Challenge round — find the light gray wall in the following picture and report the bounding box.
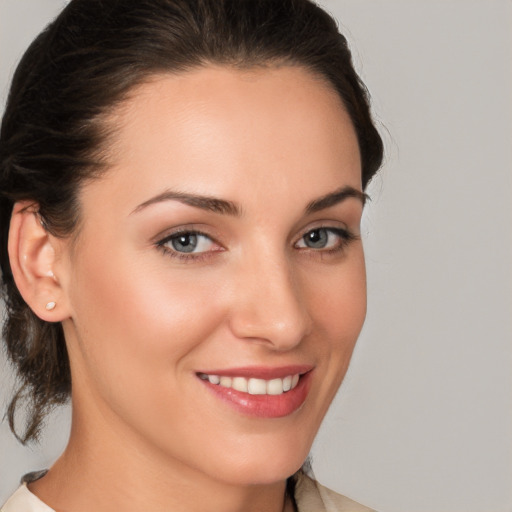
[1,1,511,511]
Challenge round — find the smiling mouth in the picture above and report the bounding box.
[198,373,300,396]
[196,366,313,418]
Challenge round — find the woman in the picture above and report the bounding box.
[0,0,383,511]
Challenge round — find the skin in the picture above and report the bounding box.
[23,65,366,512]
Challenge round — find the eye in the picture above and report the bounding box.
[157,230,219,256]
[295,227,353,251]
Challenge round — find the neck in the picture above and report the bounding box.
[29,405,292,512]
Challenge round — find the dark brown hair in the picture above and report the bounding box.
[0,0,383,443]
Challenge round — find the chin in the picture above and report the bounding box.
[203,435,312,486]
[215,459,305,487]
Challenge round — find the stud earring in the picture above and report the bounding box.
[45,301,56,311]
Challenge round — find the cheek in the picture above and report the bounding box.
[303,248,367,404]
[308,249,367,345]
[66,247,225,393]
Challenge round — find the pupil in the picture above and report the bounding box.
[172,233,197,253]
[306,229,327,248]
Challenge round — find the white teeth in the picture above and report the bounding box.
[248,378,267,395]
[203,373,301,395]
[232,377,248,393]
[219,376,232,387]
[267,378,283,395]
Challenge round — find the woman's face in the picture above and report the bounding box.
[57,65,366,485]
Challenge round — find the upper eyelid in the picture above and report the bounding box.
[294,223,352,242]
[154,226,218,245]
[294,226,352,244]
[157,232,221,254]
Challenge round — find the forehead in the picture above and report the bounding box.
[83,65,362,216]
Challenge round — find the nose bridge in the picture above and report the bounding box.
[229,248,312,349]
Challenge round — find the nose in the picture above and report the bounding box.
[228,252,312,350]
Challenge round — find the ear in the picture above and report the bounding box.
[8,201,71,322]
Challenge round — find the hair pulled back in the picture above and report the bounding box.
[0,0,383,443]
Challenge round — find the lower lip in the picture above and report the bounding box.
[199,372,312,418]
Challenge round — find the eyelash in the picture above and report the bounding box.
[295,227,357,256]
[156,229,221,263]
[155,226,357,262]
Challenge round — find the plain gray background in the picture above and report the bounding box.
[1,1,511,511]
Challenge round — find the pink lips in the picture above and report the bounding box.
[197,365,313,418]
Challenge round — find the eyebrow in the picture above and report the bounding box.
[132,185,367,217]
[305,186,368,214]
[132,190,242,216]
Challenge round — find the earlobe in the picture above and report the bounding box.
[8,201,70,322]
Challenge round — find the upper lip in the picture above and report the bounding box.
[196,365,313,380]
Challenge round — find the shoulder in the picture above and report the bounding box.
[294,472,375,512]
[1,472,54,512]
[1,485,54,512]
[2,471,375,512]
